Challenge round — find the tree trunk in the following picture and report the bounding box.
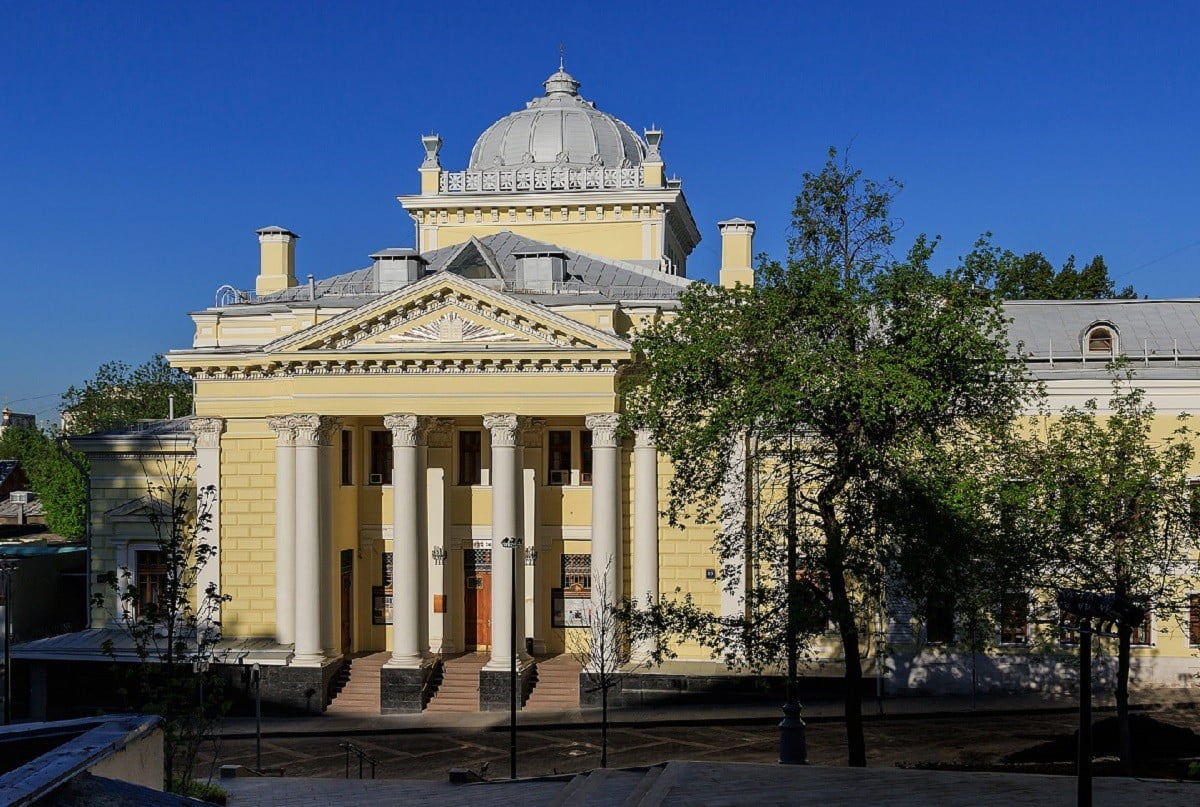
[1116,622,1132,774]
[601,684,609,768]
[828,561,866,767]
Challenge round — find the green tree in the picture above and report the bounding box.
[623,150,1033,766]
[94,455,230,794]
[963,238,1136,299]
[61,355,193,435]
[1028,368,1200,773]
[0,424,86,539]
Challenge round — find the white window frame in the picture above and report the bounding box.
[1083,322,1118,357]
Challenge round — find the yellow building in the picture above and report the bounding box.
[36,65,757,714]
[22,67,1198,715]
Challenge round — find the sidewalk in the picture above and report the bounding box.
[218,688,1200,739]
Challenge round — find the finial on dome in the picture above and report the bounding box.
[544,43,580,96]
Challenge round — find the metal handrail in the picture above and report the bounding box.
[339,741,378,779]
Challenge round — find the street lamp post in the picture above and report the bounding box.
[500,536,523,780]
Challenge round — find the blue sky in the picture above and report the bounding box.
[2,1,1198,420]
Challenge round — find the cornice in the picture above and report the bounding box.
[397,188,685,210]
[176,355,625,380]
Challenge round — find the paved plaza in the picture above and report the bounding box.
[220,761,1200,806]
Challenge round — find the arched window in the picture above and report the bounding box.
[1084,323,1117,356]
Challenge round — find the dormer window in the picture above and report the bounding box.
[1085,324,1117,356]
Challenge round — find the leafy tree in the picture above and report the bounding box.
[0,424,86,539]
[623,150,1033,766]
[1027,368,1200,772]
[963,238,1136,300]
[61,355,193,436]
[93,455,230,794]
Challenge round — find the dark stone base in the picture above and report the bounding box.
[579,671,873,708]
[381,661,438,713]
[220,658,345,716]
[479,664,534,712]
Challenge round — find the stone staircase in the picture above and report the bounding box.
[425,652,488,712]
[524,656,582,711]
[325,652,389,715]
[548,765,668,806]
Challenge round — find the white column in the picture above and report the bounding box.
[267,416,297,646]
[586,413,623,615]
[483,413,526,670]
[292,414,332,665]
[384,413,425,667]
[319,427,337,657]
[720,433,749,619]
[522,419,545,655]
[632,428,659,609]
[425,419,452,653]
[190,417,224,622]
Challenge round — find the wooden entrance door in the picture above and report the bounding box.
[464,549,492,648]
[340,549,354,653]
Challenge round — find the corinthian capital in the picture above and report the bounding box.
[189,417,225,450]
[483,413,522,448]
[292,414,341,446]
[384,413,423,447]
[634,427,656,449]
[585,413,622,447]
[267,415,296,446]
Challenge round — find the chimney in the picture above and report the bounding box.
[420,134,443,195]
[643,127,664,188]
[371,249,426,293]
[514,249,567,292]
[717,218,756,289]
[255,226,299,296]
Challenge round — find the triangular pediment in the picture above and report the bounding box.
[104,495,172,523]
[265,272,630,354]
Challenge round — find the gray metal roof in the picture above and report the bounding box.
[256,231,688,308]
[1004,299,1200,360]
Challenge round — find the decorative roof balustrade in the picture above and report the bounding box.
[439,165,644,194]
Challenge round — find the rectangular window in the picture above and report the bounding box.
[341,429,353,486]
[1131,604,1153,646]
[561,553,591,596]
[998,592,1028,645]
[135,550,168,615]
[580,430,593,485]
[1190,594,1200,646]
[548,430,572,485]
[369,430,392,485]
[458,430,482,485]
[926,596,955,644]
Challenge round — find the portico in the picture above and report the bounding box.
[254,407,647,711]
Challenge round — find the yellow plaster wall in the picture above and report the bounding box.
[87,452,196,627]
[422,219,648,262]
[217,420,277,638]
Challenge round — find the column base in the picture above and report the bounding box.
[383,653,427,669]
[381,659,438,713]
[290,652,331,667]
[481,651,533,673]
[479,662,535,712]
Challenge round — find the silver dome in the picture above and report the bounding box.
[468,69,647,171]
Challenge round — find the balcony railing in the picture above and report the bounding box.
[439,165,644,194]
